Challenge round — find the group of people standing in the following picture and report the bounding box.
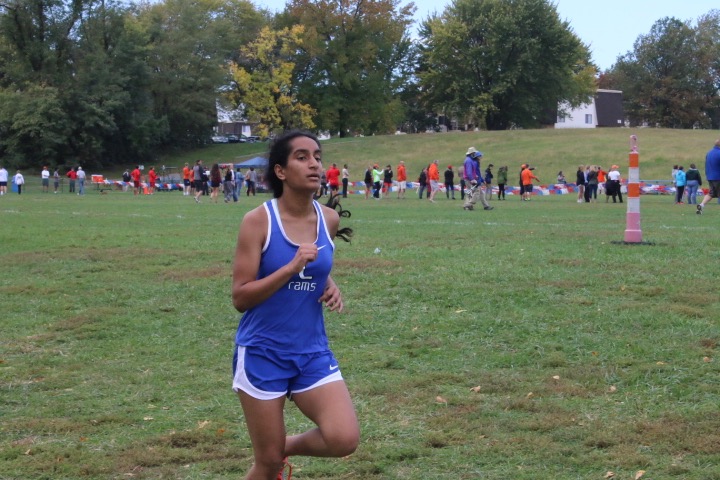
[181,161,259,204]
[575,164,623,204]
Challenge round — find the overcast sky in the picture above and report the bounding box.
[255,0,718,71]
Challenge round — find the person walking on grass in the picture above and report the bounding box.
[53,168,60,193]
[685,163,702,205]
[231,130,359,480]
[462,147,493,211]
[697,139,720,215]
[363,166,372,199]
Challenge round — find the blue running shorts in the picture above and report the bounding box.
[233,345,343,400]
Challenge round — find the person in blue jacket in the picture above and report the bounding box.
[231,130,358,479]
[675,166,686,204]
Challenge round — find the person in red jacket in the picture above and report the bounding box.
[131,166,142,196]
[66,167,77,193]
[148,167,158,194]
[325,163,340,195]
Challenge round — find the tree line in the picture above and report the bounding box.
[0,0,718,170]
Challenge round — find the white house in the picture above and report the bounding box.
[555,89,624,129]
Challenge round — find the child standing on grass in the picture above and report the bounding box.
[231,130,359,480]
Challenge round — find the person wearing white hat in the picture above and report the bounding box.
[462,147,493,211]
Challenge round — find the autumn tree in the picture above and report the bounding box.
[605,17,711,128]
[417,0,595,130]
[283,0,415,136]
[226,25,316,137]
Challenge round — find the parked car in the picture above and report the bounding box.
[246,135,262,143]
[226,134,240,143]
[211,135,229,144]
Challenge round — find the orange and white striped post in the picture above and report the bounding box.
[624,135,642,243]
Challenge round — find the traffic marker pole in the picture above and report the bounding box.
[624,135,643,243]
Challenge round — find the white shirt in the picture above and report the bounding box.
[14,173,24,185]
[77,169,86,180]
[608,170,621,181]
[41,169,50,179]
[0,168,7,182]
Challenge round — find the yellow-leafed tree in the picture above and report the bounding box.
[226,25,315,138]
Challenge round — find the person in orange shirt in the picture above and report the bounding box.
[520,164,540,201]
[396,161,407,199]
[131,165,142,196]
[597,166,607,197]
[182,163,192,196]
[427,159,440,202]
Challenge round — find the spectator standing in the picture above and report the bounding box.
[53,168,60,193]
[182,163,191,196]
[193,160,204,203]
[122,169,131,192]
[444,165,455,200]
[382,164,394,198]
[132,165,142,196]
[326,162,341,195]
[13,170,24,194]
[497,166,508,200]
[462,147,492,211]
[363,166,372,199]
[224,167,235,203]
[209,163,222,203]
[148,166,158,194]
[341,164,349,198]
[246,167,258,196]
[484,164,494,201]
[427,160,440,202]
[417,168,428,199]
[597,166,607,196]
[685,163,702,205]
[575,165,585,203]
[675,166,686,204]
[521,164,540,202]
[697,139,720,215]
[41,166,50,193]
[585,165,597,203]
[76,167,86,195]
[372,164,383,199]
[396,161,407,199]
[67,167,77,193]
[606,165,623,203]
[0,165,7,195]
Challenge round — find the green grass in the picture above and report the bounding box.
[2,129,720,479]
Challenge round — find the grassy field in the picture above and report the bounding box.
[2,129,720,479]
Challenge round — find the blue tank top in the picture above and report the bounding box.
[235,199,335,353]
